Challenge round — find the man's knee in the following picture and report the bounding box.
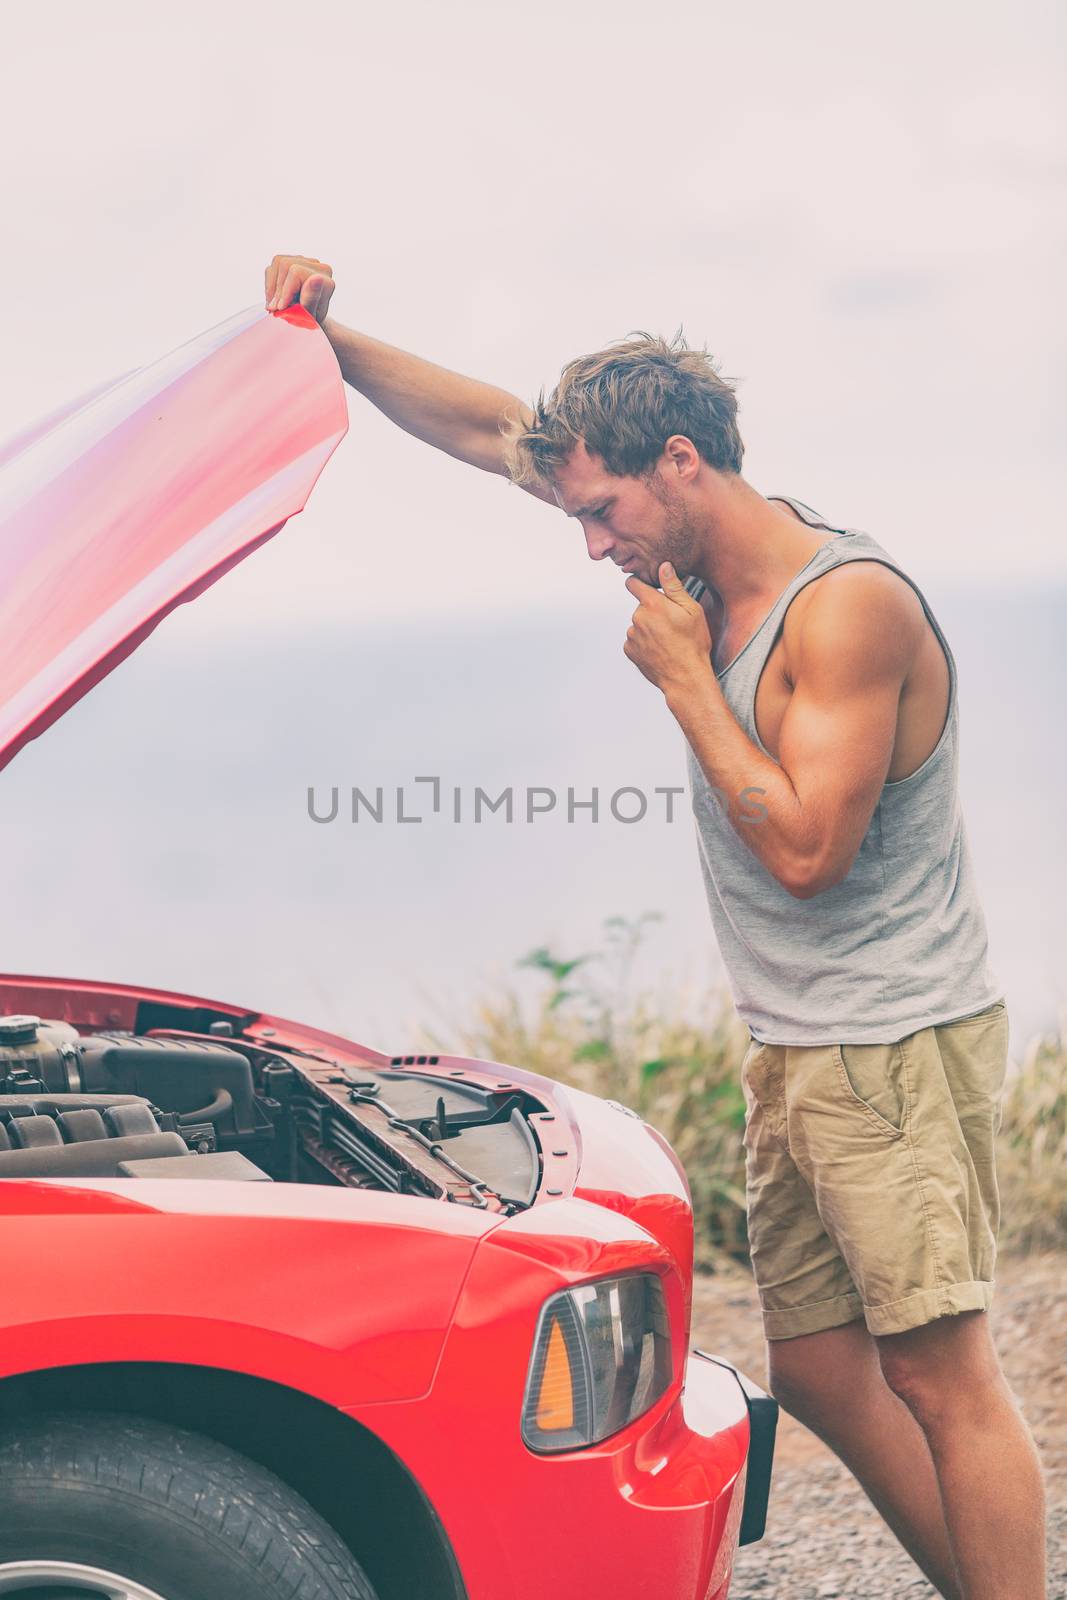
[766,1320,875,1419]
[878,1349,941,1419]
[876,1310,1000,1427]
[766,1337,809,1411]
[765,1360,812,1418]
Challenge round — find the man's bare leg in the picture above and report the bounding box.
[876,1310,1046,1600]
[767,1319,963,1600]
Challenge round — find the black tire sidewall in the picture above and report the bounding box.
[0,1487,287,1600]
[0,1413,379,1600]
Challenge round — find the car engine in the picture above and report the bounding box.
[0,1012,542,1213]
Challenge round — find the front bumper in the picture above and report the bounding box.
[352,1193,778,1600]
[347,1066,777,1596]
[695,1351,779,1547]
[359,1344,766,1600]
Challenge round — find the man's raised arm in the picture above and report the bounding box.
[265,254,557,504]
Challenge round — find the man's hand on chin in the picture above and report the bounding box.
[623,562,715,700]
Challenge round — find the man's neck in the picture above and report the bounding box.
[689,477,832,614]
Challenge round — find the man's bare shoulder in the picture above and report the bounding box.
[783,558,925,681]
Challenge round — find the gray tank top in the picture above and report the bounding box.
[685,494,1002,1045]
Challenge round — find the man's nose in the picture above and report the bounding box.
[582,524,616,562]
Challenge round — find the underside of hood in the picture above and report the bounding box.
[0,305,348,773]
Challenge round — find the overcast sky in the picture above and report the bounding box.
[1,1,1064,1046]
[2,0,1063,630]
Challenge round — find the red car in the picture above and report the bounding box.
[0,307,776,1600]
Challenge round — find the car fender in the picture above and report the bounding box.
[0,1178,495,1405]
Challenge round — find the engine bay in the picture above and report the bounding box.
[0,1011,545,1213]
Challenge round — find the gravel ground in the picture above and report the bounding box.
[690,1251,1066,1598]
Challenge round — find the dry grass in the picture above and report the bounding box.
[414,915,1066,1264]
[997,1022,1067,1253]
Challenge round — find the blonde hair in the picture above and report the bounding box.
[502,329,743,492]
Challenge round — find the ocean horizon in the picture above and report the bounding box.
[1,582,1063,1057]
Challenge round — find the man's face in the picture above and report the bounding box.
[550,439,700,587]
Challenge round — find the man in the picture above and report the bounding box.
[264,255,1046,1599]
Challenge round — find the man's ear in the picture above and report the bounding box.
[663,434,701,482]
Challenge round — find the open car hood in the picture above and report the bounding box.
[0,305,348,773]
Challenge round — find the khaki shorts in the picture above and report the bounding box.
[741,1000,1010,1340]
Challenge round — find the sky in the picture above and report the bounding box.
[1,1,1065,1049]
[1,0,1063,629]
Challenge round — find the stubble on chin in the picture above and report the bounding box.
[655,495,700,586]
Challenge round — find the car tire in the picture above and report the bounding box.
[0,1411,380,1600]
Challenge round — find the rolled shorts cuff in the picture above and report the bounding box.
[762,1279,995,1341]
[861,1279,995,1337]
[763,1290,865,1340]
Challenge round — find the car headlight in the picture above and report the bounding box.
[521,1272,673,1453]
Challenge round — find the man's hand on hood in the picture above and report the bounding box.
[265,255,336,323]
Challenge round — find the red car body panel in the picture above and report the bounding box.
[0,973,758,1598]
[348,1202,749,1600]
[0,305,347,774]
[0,311,771,1597]
[0,1178,492,1406]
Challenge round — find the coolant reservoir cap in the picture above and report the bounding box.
[0,1014,41,1044]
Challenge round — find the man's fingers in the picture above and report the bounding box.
[266,256,335,318]
[624,575,657,601]
[268,256,307,308]
[300,273,335,322]
[270,255,292,301]
[625,566,697,606]
[299,273,322,309]
[300,275,324,318]
[266,253,293,304]
[659,561,686,594]
[275,263,308,311]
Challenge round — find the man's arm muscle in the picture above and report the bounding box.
[772,564,919,891]
[323,319,558,502]
[666,564,921,897]
[263,255,559,506]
